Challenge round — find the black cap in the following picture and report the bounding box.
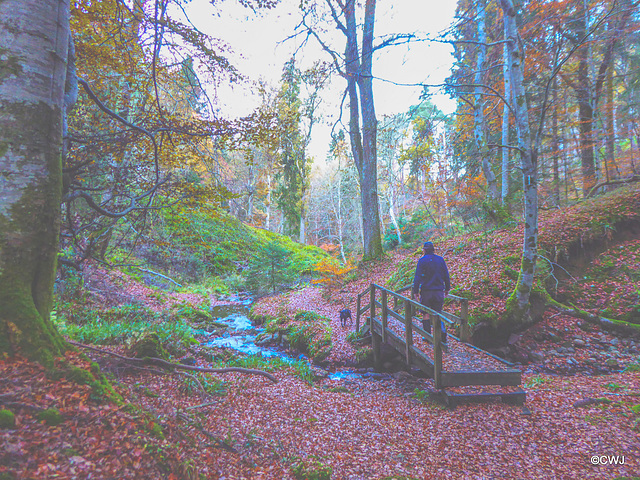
[423,241,434,252]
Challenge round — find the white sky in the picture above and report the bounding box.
[182,0,458,162]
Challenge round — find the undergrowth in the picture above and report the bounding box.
[220,355,316,384]
[52,305,197,349]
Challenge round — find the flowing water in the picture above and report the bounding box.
[204,299,363,380]
[205,302,293,361]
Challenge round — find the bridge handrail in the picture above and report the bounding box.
[396,283,468,303]
[355,283,472,389]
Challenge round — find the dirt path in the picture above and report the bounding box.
[252,249,411,365]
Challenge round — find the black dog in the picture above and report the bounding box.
[339,308,352,327]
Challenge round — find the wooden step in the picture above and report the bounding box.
[442,388,526,408]
[440,369,522,387]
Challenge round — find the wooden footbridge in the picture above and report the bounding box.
[356,284,525,407]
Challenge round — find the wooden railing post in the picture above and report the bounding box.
[370,285,381,370]
[403,299,413,367]
[370,284,376,323]
[432,313,442,389]
[460,298,470,343]
[356,294,361,332]
[381,289,388,344]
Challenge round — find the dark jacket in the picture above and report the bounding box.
[412,253,450,294]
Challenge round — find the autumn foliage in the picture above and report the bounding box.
[311,258,356,290]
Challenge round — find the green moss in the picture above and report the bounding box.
[173,305,213,323]
[501,289,530,329]
[129,333,169,360]
[61,447,80,456]
[89,373,123,404]
[386,255,417,290]
[66,365,95,385]
[291,457,332,480]
[147,421,164,439]
[0,51,23,82]
[482,199,513,225]
[326,386,349,393]
[0,101,67,363]
[262,311,333,364]
[37,408,63,426]
[504,267,519,281]
[0,409,15,428]
[623,364,640,373]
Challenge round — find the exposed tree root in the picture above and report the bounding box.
[69,341,278,383]
[546,299,640,335]
[586,174,640,198]
[175,410,239,453]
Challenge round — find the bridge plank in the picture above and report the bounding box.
[441,370,521,387]
[443,388,526,407]
[365,284,522,389]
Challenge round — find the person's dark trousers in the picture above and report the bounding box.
[420,289,447,342]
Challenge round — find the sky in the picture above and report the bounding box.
[181,0,458,162]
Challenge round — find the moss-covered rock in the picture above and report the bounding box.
[129,333,169,360]
[260,310,333,364]
[65,365,95,385]
[37,408,63,426]
[0,409,15,429]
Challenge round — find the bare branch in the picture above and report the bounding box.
[70,341,279,383]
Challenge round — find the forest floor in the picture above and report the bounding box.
[2,256,639,479]
[3,185,640,479]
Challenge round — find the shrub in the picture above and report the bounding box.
[311,258,356,290]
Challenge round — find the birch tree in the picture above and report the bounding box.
[473,0,499,203]
[500,0,539,326]
[501,41,511,203]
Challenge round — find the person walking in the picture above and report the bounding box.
[411,241,450,342]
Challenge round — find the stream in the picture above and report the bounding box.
[205,302,291,360]
[202,300,362,381]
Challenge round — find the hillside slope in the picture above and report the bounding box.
[385,183,640,333]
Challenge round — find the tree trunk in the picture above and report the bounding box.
[474,0,499,202]
[500,0,539,327]
[266,173,271,230]
[343,0,383,260]
[572,3,597,196]
[0,0,71,362]
[605,63,616,183]
[299,200,306,244]
[333,167,347,264]
[388,181,402,246]
[501,41,511,204]
[551,75,561,206]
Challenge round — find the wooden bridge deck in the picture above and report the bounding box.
[357,284,525,406]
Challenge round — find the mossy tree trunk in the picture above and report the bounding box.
[0,0,71,363]
[500,0,539,328]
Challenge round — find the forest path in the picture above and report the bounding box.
[253,248,412,364]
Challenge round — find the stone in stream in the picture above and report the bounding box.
[605,357,619,368]
[529,351,545,362]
